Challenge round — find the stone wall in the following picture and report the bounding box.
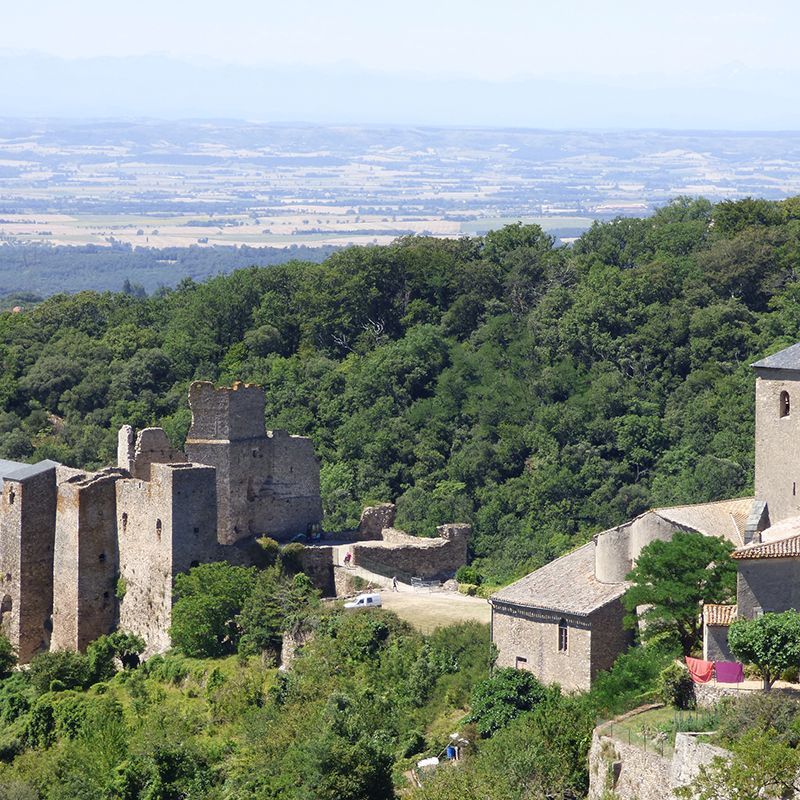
[0,464,58,662]
[737,557,800,619]
[703,623,733,661]
[118,425,186,480]
[349,523,470,581]
[589,598,634,682]
[754,370,800,524]
[117,463,218,655]
[298,546,336,597]
[185,381,322,544]
[52,470,123,652]
[491,602,593,692]
[588,724,728,800]
[588,732,672,800]
[357,503,396,540]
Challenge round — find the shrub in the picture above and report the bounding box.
[0,632,16,678]
[281,542,305,574]
[28,650,90,695]
[658,662,695,709]
[590,645,676,715]
[456,565,481,585]
[467,667,556,737]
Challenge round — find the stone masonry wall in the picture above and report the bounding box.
[117,463,218,655]
[737,557,800,619]
[118,425,186,480]
[0,480,22,654]
[52,470,123,652]
[491,602,592,692]
[298,547,336,597]
[350,523,470,581]
[588,731,673,800]
[588,724,730,800]
[589,598,633,682]
[0,466,58,662]
[185,382,322,544]
[754,370,800,524]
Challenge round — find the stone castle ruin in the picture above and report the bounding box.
[0,380,469,662]
[0,381,324,661]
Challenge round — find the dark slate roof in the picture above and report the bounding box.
[489,542,628,617]
[751,343,800,371]
[0,459,59,489]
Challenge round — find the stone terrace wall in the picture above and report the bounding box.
[299,546,336,597]
[588,731,672,800]
[588,710,732,800]
[351,524,470,581]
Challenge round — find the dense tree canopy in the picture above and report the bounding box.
[729,611,800,690]
[3,197,800,582]
[623,532,736,654]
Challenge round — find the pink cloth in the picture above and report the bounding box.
[715,661,744,683]
[685,656,714,683]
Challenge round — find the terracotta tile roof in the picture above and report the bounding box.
[650,498,754,548]
[489,542,628,617]
[732,532,800,560]
[704,604,737,626]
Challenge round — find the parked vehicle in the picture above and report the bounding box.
[344,592,382,609]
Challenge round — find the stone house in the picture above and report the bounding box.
[492,340,800,689]
[490,543,632,691]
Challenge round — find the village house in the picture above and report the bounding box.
[491,341,800,691]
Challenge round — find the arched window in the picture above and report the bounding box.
[781,391,791,418]
[558,618,568,652]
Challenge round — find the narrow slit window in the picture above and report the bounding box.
[558,618,568,652]
[781,391,791,418]
[156,519,162,539]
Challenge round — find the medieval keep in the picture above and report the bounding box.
[0,381,323,661]
[491,341,800,691]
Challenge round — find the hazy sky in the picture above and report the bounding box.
[4,0,799,80]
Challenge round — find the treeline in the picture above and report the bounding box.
[3,196,800,582]
[0,242,336,297]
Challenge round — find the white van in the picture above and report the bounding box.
[344,592,382,609]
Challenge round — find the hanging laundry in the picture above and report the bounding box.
[715,661,744,683]
[685,656,714,683]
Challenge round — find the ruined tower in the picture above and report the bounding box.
[184,381,322,543]
[51,469,126,652]
[0,459,58,662]
[116,462,218,654]
[753,343,800,524]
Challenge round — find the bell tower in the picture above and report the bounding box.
[753,343,800,524]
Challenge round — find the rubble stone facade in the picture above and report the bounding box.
[0,380,324,661]
[184,382,322,543]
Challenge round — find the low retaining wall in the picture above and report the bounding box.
[588,707,730,800]
[695,682,800,707]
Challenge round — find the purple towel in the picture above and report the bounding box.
[715,661,744,683]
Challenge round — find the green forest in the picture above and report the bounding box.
[2,196,800,583]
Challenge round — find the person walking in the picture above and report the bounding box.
[391,575,398,591]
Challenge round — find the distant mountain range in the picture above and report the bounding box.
[2,51,800,128]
